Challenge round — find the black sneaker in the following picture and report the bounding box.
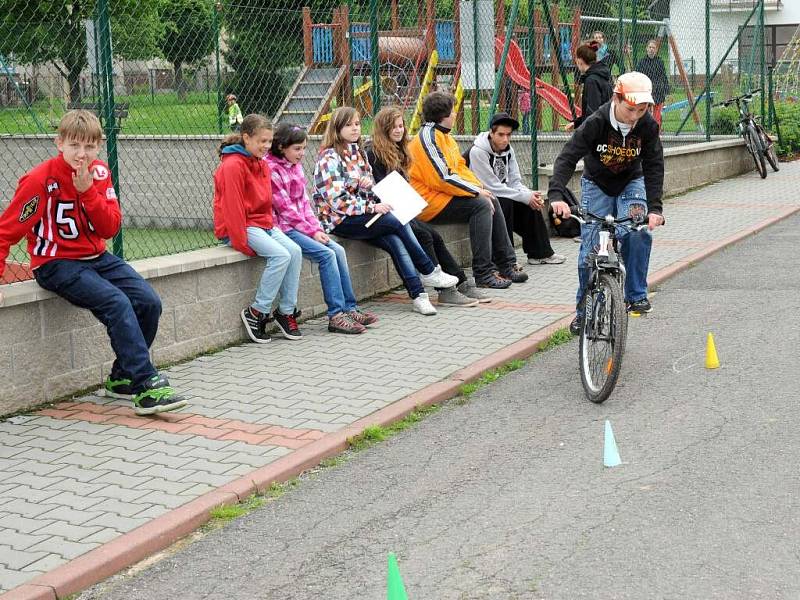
[104,376,135,399]
[132,374,188,416]
[500,264,529,283]
[241,306,271,343]
[569,315,584,336]
[273,309,303,340]
[627,298,652,314]
[475,271,512,289]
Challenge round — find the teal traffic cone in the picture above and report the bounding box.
[387,553,408,600]
[603,420,622,468]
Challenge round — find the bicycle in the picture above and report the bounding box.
[569,205,649,404]
[715,89,779,179]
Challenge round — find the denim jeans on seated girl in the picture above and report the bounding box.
[285,230,357,318]
[332,212,435,299]
[576,176,652,311]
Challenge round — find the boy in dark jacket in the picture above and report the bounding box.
[547,72,665,335]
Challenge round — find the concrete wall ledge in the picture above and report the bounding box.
[0,138,753,415]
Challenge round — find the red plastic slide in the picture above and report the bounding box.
[494,37,580,121]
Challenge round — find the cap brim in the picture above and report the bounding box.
[623,92,654,106]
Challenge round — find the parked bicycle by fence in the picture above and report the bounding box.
[715,89,779,179]
[569,204,650,404]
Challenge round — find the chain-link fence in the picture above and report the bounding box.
[0,0,779,286]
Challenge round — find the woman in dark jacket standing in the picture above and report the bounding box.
[567,41,614,131]
[636,39,670,127]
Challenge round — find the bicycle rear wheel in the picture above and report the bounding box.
[747,126,767,179]
[579,272,628,404]
[758,128,780,172]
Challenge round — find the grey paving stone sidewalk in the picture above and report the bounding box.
[0,164,798,595]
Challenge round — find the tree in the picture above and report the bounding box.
[0,0,162,104]
[159,0,215,101]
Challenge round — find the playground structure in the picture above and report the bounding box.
[275,0,704,135]
[774,24,800,101]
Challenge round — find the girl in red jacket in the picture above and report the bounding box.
[213,114,303,343]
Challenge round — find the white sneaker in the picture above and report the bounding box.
[419,265,459,289]
[528,253,567,265]
[412,292,437,315]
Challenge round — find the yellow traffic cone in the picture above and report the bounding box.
[705,333,720,369]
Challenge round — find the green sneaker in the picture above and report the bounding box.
[104,377,135,400]
[132,374,188,416]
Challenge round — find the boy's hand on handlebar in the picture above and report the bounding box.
[551,200,572,220]
[648,213,665,230]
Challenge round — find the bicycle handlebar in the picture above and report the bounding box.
[568,209,648,230]
[714,88,762,108]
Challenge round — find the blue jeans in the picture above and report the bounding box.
[285,229,357,318]
[576,177,652,311]
[332,213,435,299]
[34,252,160,391]
[245,226,302,315]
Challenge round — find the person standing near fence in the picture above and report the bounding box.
[313,107,459,316]
[214,114,303,343]
[266,123,378,334]
[0,110,188,415]
[567,41,613,131]
[636,40,670,127]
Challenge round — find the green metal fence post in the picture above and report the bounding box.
[527,3,538,186]
[490,0,520,118]
[618,0,624,76]
[214,1,223,134]
[97,0,123,258]
[705,0,711,141]
[473,0,480,130]
[370,0,380,114]
[630,0,639,67]
[759,0,766,121]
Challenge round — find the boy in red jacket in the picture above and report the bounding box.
[0,110,187,415]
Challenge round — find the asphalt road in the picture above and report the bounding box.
[80,214,800,600]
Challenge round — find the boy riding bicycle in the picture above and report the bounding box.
[545,72,666,335]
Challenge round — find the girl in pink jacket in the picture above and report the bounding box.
[266,123,377,334]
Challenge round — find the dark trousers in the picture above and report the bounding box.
[34,252,161,390]
[498,197,554,260]
[333,212,434,299]
[430,196,516,280]
[409,219,466,287]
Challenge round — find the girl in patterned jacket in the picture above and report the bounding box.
[312,107,458,316]
[266,123,377,334]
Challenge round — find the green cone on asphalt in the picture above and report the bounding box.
[387,553,408,600]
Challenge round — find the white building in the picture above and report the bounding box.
[668,0,797,72]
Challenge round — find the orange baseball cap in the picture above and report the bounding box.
[614,72,654,106]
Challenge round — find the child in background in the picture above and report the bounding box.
[0,110,187,415]
[313,107,458,316]
[266,123,378,334]
[214,113,303,343]
[226,94,243,132]
[366,106,491,306]
[519,90,532,135]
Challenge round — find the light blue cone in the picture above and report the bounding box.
[603,420,622,467]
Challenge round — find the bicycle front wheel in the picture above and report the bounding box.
[747,126,767,179]
[579,272,628,404]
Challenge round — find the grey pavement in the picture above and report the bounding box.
[78,196,800,600]
[1,162,799,596]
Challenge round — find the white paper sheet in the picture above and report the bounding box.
[371,170,428,225]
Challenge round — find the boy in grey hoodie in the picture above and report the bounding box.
[466,113,565,266]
